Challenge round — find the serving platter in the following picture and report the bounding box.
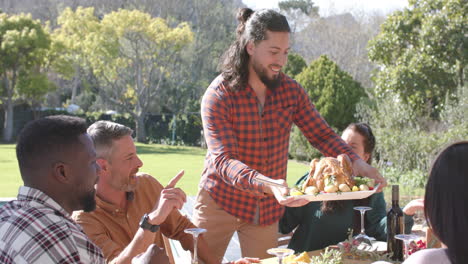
[288,184,380,202]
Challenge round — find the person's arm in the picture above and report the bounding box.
[106,172,188,263]
[131,244,170,264]
[291,83,387,190]
[118,173,188,263]
[73,212,131,263]
[403,198,424,216]
[115,229,161,264]
[365,193,388,241]
[292,83,359,161]
[201,84,269,196]
[202,85,309,207]
[279,202,304,234]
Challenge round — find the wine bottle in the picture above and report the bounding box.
[387,185,404,261]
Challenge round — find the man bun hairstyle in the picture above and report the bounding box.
[236,8,254,37]
[220,8,290,92]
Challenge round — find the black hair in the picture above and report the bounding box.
[344,122,376,164]
[220,8,290,91]
[425,141,468,264]
[16,115,88,181]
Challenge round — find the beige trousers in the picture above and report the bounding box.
[192,188,278,263]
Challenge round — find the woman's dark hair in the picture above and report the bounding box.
[219,8,290,91]
[344,122,376,165]
[321,123,376,215]
[424,141,468,264]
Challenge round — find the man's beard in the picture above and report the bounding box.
[81,189,97,212]
[252,60,281,90]
[116,174,138,192]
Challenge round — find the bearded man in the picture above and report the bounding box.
[192,8,387,262]
[72,121,217,264]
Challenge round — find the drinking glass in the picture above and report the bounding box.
[353,206,375,246]
[184,228,207,264]
[266,248,294,264]
[395,234,420,260]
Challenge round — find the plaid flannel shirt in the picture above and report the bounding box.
[200,73,359,226]
[0,186,105,264]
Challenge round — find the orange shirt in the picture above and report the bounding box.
[72,173,195,263]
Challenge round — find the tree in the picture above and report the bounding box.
[278,0,319,34]
[290,55,366,160]
[283,52,307,78]
[0,13,52,142]
[53,7,193,142]
[368,0,467,117]
[296,55,366,130]
[294,12,384,89]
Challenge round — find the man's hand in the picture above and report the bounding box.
[149,170,187,225]
[352,159,387,192]
[260,177,309,207]
[131,244,170,264]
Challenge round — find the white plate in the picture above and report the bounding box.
[288,184,379,202]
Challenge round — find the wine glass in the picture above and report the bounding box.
[266,248,294,264]
[353,206,375,246]
[395,234,420,260]
[184,228,207,264]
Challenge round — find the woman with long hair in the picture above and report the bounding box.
[404,141,468,264]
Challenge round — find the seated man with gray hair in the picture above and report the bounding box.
[72,121,217,264]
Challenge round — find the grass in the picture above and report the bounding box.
[0,144,21,198]
[0,143,424,204]
[0,143,309,197]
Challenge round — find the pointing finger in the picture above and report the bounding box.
[166,170,185,188]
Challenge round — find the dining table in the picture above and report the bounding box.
[260,241,394,264]
[260,241,388,264]
[260,248,382,264]
[261,224,434,264]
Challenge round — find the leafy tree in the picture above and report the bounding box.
[51,7,100,105]
[290,55,366,160]
[284,52,307,78]
[0,13,52,142]
[53,7,193,142]
[368,0,467,117]
[296,55,366,130]
[356,85,467,188]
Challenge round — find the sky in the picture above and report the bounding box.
[242,0,409,16]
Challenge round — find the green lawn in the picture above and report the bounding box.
[0,143,424,205]
[0,143,308,197]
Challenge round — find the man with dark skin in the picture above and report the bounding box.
[0,115,105,263]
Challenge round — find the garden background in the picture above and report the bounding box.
[0,0,466,199]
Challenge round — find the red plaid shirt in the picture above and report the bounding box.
[200,73,359,226]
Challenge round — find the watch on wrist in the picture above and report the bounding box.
[139,213,160,232]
